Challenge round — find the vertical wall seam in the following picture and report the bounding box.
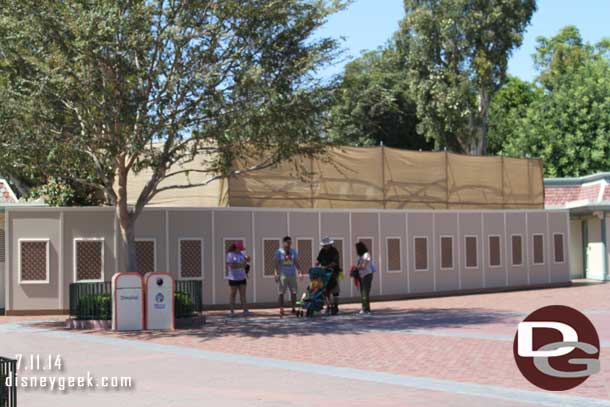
[546,212,551,283]
[4,210,13,310]
[601,213,608,281]
[3,210,8,311]
[481,213,485,289]
[251,211,256,303]
[58,209,64,309]
[457,213,462,290]
[525,213,531,285]
[211,210,216,305]
[432,213,437,291]
[378,212,383,294]
[348,212,353,298]
[165,210,170,273]
[405,212,410,293]
[504,212,509,286]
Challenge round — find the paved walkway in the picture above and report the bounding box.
[1,281,610,406]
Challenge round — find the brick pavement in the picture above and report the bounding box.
[2,280,610,406]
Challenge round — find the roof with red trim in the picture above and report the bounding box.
[544,173,610,209]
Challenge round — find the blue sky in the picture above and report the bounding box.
[317,0,610,81]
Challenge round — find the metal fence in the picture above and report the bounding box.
[69,282,112,320]
[0,357,17,407]
[175,280,203,318]
[69,279,203,320]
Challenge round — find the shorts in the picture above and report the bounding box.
[278,274,298,295]
[229,279,247,287]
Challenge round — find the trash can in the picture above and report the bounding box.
[111,273,144,331]
[144,272,175,330]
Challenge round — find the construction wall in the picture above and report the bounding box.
[229,147,544,209]
[3,207,569,314]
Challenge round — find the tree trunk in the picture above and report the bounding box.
[474,88,491,156]
[116,165,138,273]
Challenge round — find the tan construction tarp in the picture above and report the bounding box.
[228,146,544,209]
[128,146,544,209]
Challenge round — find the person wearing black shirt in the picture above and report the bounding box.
[316,237,341,315]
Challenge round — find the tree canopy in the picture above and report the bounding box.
[0,0,345,271]
[396,0,536,154]
[491,26,610,177]
[328,46,432,150]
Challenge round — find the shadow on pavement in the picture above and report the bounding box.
[29,307,520,343]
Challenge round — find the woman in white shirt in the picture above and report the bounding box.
[355,240,375,315]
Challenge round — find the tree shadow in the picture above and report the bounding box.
[32,306,519,343]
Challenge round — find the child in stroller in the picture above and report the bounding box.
[296,267,333,317]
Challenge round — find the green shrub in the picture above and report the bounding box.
[75,290,195,320]
[174,291,194,318]
[76,293,111,320]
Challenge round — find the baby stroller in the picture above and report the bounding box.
[296,267,334,317]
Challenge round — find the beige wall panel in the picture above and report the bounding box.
[320,212,351,297]
[351,212,380,297]
[9,211,60,311]
[253,211,288,304]
[483,213,506,288]
[379,213,407,295]
[547,212,570,283]
[506,212,528,286]
[168,210,212,305]
[63,211,115,309]
[0,213,5,310]
[289,211,319,271]
[527,212,548,285]
[408,213,434,293]
[213,210,253,305]
[434,213,459,292]
[132,210,167,274]
[4,207,571,312]
[459,213,484,290]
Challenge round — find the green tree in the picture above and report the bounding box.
[397,0,536,154]
[501,29,610,177]
[0,0,344,272]
[487,76,540,155]
[329,46,432,150]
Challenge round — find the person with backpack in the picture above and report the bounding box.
[355,240,375,315]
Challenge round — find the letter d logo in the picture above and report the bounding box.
[513,305,600,391]
[517,321,577,357]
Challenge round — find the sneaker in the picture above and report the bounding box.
[229,310,236,318]
[242,310,252,317]
[358,310,366,315]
